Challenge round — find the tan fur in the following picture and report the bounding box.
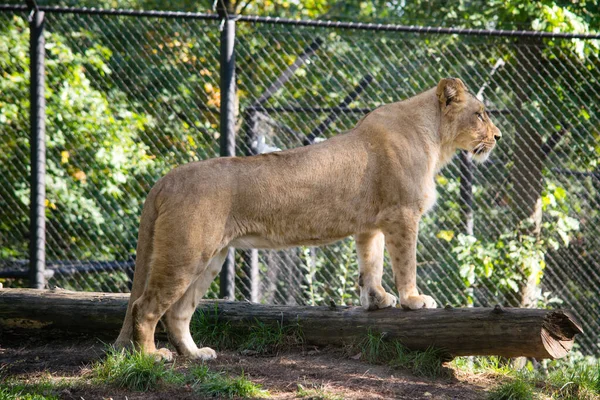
[115,78,501,360]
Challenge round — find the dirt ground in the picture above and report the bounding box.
[0,329,497,399]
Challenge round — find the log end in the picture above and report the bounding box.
[541,310,583,359]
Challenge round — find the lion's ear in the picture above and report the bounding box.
[436,78,466,108]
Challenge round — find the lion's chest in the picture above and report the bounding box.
[416,179,438,214]
[421,185,437,213]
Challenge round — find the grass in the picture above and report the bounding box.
[243,320,289,354]
[191,306,303,354]
[0,387,58,400]
[452,353,600,400]
[191,303,238,350]
[486,378,535,400]
[189,365,269,398]
[356,331,600,398]
[452,356,514,376]
[0,380,66,400]
[544,358,600,400]
[357,331,448,378]
[0,388,58,400]
[297,383,344,400]
[92,347,182,391]
[89,346,269,397]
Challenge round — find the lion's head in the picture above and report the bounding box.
[436,78,501,163]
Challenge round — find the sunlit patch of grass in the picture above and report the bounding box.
[454,352,600,400]
[357,331,448,378]
[0,379,66,400]
[452,356,514,376]
[189,365,269,398]
[92,347,182,391]
[544,359,600,400]
[486,377,535,400]
[297,383,344,400]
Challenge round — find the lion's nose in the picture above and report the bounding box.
[494,130,502,141]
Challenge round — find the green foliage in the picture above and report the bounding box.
[453,231,545,306]
[189,365,269,399]
[487,378,535,400]
[357,331,448,378]
[0,11,219,275]
[0,14,153,265]
[92,347,181,391]
[451,182,580,307]
[300,241,361,306]
[22,0,600,36]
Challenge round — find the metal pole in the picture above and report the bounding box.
[240,110,260,302]
[219,14,236,299]
[28,7,46,289]
[241,249,259,302]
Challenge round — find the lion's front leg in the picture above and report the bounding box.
[356,231,397,310]
[383,211,437,310]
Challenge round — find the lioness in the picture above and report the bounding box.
[115,77,501,361]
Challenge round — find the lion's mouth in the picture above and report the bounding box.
[471,142,494,162]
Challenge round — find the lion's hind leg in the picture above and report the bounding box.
[162,248,228,361]
[115,186,160,349]
[131,232,215,362]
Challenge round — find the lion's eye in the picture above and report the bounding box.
[476,112,484,122]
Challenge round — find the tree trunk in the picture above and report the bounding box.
[510,39,546,308]
[0,289,582,360]
[511,112,544,308]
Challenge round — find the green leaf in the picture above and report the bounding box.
[554,186,566,202]
[436,230,455,242]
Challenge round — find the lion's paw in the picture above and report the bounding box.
[152,348,174,363]
[400,295,437,310]
[361,289,397,311]
[112,339,132,350]
[189,347,217,361]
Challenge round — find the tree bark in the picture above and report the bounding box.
[0,289,582,360]
[509,39,547,309]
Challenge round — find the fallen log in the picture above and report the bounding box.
[0,288,582,359]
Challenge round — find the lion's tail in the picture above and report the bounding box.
[115,184,160,347]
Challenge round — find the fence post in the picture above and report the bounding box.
[28,3,46,289]
[240,110,260,302]
[218,4,237,299]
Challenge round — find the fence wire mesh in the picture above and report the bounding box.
[0,8,598,355]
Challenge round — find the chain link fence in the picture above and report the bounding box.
[0,6,598,355]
